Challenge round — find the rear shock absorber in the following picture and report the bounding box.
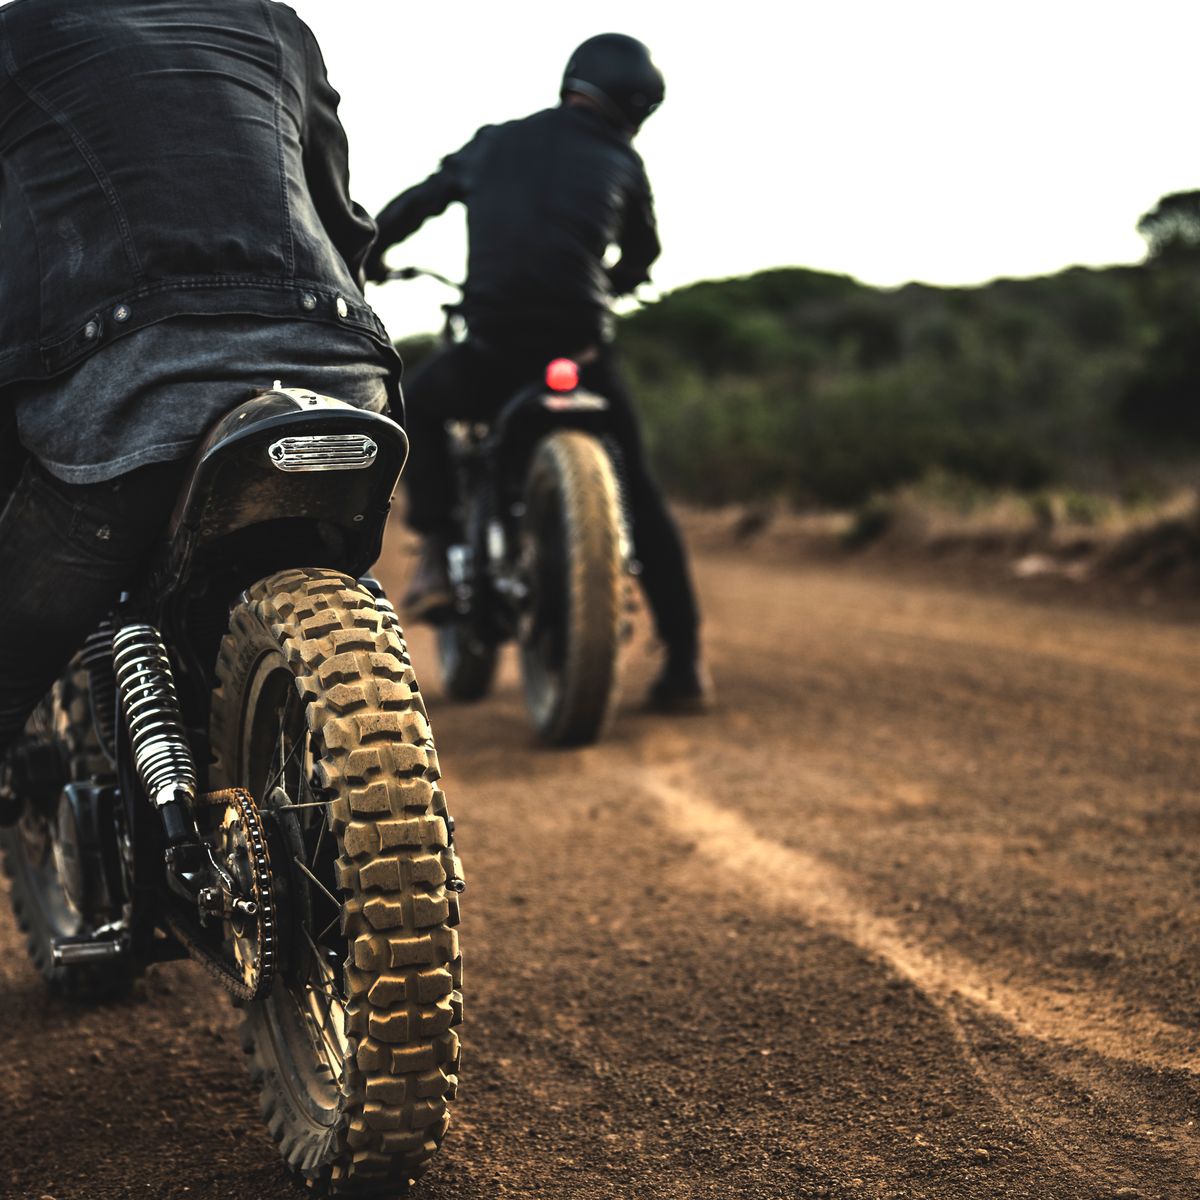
[112,624,197,845]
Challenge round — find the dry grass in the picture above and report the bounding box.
[674,481,1200,590]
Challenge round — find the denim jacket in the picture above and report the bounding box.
[0,0,394,390]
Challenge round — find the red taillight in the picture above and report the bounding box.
[545,358,579,392]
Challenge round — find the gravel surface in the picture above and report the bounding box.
[2,530,1198,1199]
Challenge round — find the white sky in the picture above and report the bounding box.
[289,0,1200,338]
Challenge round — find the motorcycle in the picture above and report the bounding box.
[0,386,463,1195]
[389,268,633,746]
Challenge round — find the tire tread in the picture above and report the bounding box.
[210,568,461,1195]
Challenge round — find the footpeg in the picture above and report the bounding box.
[51,934,128,966]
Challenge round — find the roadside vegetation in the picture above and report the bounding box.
[391,192,1200,578]
[619,191,1200,516]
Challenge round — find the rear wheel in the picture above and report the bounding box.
[436,620,499,702]
[518,430,624,745]
[211,568,463,1195]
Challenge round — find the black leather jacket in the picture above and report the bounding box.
[0,0,394,391]
[368,105,661,341]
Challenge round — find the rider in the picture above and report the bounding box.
[0,0,400,767]
[364,34,710,712]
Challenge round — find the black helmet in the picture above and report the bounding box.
[561,34,664,132]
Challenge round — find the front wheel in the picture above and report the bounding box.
[518,431,624,745]
[210,569,463,1195]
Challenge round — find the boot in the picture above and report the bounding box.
[645,652,713,713]
[401,534,454,623]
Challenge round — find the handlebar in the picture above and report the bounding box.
[384,266,462,293]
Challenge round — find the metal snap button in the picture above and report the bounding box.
[335,295,349,319]
[301,293,317,311]
[83,320,99,340]
[112,303,130,322]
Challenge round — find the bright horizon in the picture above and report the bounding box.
[2,1,1194,334]
[267,3,1199,335]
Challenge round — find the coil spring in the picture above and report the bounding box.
[80,620,117,760]
[113,624,196,807]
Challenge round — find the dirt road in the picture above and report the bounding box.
[3,535,1200,1199]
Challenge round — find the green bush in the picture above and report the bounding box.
[618,260,1198,508]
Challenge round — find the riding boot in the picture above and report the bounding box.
[645,647,713,713]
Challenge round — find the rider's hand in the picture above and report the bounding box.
[364,256,389,284]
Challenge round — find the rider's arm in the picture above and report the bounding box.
[298,25,378,292]
[366,133,489,280]
[608,158,661,297]
[372,170,460,249]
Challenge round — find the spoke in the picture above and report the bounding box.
[310,807,328,871]
[317,912,341,941]
[305,984,346,1080]
[274,694,289,776]
[261,690,301,799]
[300,925,339,993]
[293,854,340,910]
[273,799,329,811]
[263,730,303,800]
[310,956,346,1067]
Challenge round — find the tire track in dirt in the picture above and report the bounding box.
[641,764,1198,1072]
[641,761,1200,1185]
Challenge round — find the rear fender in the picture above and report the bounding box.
[486,385,611,488]
[157,387,408,597]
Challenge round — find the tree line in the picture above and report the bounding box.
[616,191,1200,506]
[395,192,1200,508]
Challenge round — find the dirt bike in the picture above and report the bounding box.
[0,386,463,1196]
[389,267,633,746]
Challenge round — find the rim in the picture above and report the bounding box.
[239,651,349,1124]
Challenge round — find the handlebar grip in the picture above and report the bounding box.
[384,266,464,294]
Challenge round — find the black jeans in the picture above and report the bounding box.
[403,337,701,663]
[0,450,186,752]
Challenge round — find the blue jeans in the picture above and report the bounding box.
[0,454,186,750]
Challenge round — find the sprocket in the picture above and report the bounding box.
[203,787,277,1000]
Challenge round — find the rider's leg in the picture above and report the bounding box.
[401,348,469,541]
[399,343,509,618]
[581,351,709,710]
[0,458,185,757]
[399,348,471,618]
